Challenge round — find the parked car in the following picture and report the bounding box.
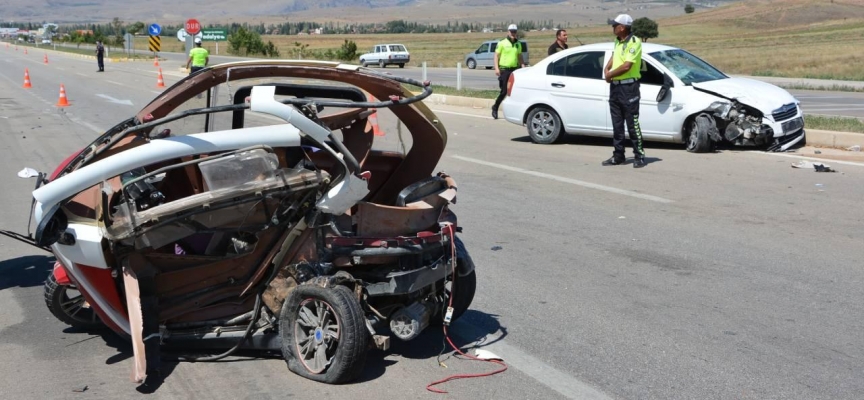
[41,39,52,45]
[464,40,530,70]
[501,43,805,152]
[359,44,410,68]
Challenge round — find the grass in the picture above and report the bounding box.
[428,85,498,99]
[805,115,864,133]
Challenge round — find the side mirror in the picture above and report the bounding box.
[656,74,674,102]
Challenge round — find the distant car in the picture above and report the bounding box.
[41,39,52,45]
[359,44,410,68]
[464,40,530,70]
[501,42,805,152]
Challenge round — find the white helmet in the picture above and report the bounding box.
[194,37,202,44]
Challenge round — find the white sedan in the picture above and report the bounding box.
[501,43,805,152]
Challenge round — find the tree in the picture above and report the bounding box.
[111,17,124,50]
[336,39,358,61]
[127,21,145,35]
[685,4,695,13]
[632,17,659,42]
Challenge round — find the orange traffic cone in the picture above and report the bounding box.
[44,54,48,64]
[22,68,32,88]
[24,48,28,55]
[156,68,165,88]
[56,84,70,107]
[153,56,159,67]
[365,94,384,136]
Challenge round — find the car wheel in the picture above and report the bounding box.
[44,273,103,329]
[398,63,405,68]
[360,59,367,67]
[686,114,714,153]
[485,66,493,70]
[379,60,386,68]
[281,285,368,384]
[526,107,564,144]
[467,59,477,69]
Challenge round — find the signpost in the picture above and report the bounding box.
[185,19,201,35]
[148,23,162,55]
[124,32,134,55]
[201,29,227,54]
[148,23,162,36]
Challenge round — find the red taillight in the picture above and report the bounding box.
[506,73,515,96]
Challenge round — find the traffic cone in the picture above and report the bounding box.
[24,48,28,55]
[153,56,159,67]
[22,68,32,88]
[44,54,48,64]
[366,94,384,136]
[55,84,70,107]
[156,68,165,88]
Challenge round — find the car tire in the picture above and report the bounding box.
[526,106,564,144]
[379,60,386,68]
[467,59,477,69]
[281,285,368,384]
[431,236,476,325]
[360,59,367,67]
[398,63,405,68]
[686,114,714,153]
[44,273,103,329]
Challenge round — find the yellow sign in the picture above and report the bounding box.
[148,35,161,52]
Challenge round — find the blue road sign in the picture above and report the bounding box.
[148,23,162,36]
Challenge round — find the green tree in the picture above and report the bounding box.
[685,4,695,13]
[632,17,659,42]
[336,39,358,61]
[110,17,124,50]
[127,21,145,35]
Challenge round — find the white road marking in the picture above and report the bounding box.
[95,94,133,106]
[452,155,675,204]
[76,72,88,77]
[151,91,163,95]
[451,321,613,400]
[432,109,494,120]
[106,80,125,86]
[755,151,864,167]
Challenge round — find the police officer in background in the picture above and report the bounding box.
[491,24,526,120]
[95,40,105,72]
[186,38,209,74]
[603,14,647,168]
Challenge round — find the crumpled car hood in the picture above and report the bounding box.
[693,77,797,116]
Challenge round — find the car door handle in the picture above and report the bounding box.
[551,82,565,88]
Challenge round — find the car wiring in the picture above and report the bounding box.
[426,223,507,394]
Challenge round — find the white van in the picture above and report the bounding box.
[464,40,530,69]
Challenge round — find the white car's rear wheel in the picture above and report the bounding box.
[527,107,564,144]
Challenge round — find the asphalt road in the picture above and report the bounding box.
[1,48,863,399]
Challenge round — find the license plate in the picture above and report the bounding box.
[782,117,804,133]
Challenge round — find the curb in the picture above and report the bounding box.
[418,93,863,149]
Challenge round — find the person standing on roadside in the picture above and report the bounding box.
[602,14,646,168]
[547,29,569,55]
[186,38,209,74]
[491,24,526,120]
[95,40,105,72]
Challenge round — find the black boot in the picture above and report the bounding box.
[602,156,625,166]
[633,157,647,168]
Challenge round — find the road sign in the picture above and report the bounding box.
[148,35,161,52]
[201,29,227,41]
[148,23,162,36]
[124,32,134,52]
[176,29,203,42]
[185,19,201,35]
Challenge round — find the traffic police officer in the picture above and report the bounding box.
[491,24,526,120]
[603,14,646,168]
[186,38,209,74]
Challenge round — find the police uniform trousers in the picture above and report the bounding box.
[609,80,645,159]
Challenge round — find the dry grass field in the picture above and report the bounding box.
[127,0,864,81]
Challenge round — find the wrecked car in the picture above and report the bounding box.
[0,60,476,384]
[502,43,805,152]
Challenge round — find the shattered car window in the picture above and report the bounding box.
[649,49,727,85]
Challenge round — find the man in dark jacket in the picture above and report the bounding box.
[95,40,105,72]
[547,29,569,55]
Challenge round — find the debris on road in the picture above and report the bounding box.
[491,246,503,251]
[791,161,837,172]
[72,385,88,393]
[814,150,822,154]
[847,145,861,152]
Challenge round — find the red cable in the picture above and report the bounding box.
[426,224,508,394]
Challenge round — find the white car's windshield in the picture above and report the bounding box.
[650,49,727,85]
[389,45,407,52]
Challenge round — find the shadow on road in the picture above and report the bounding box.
[511,134,686,151]
[0,254,55,290]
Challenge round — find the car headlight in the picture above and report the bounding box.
[709,101,732,119]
